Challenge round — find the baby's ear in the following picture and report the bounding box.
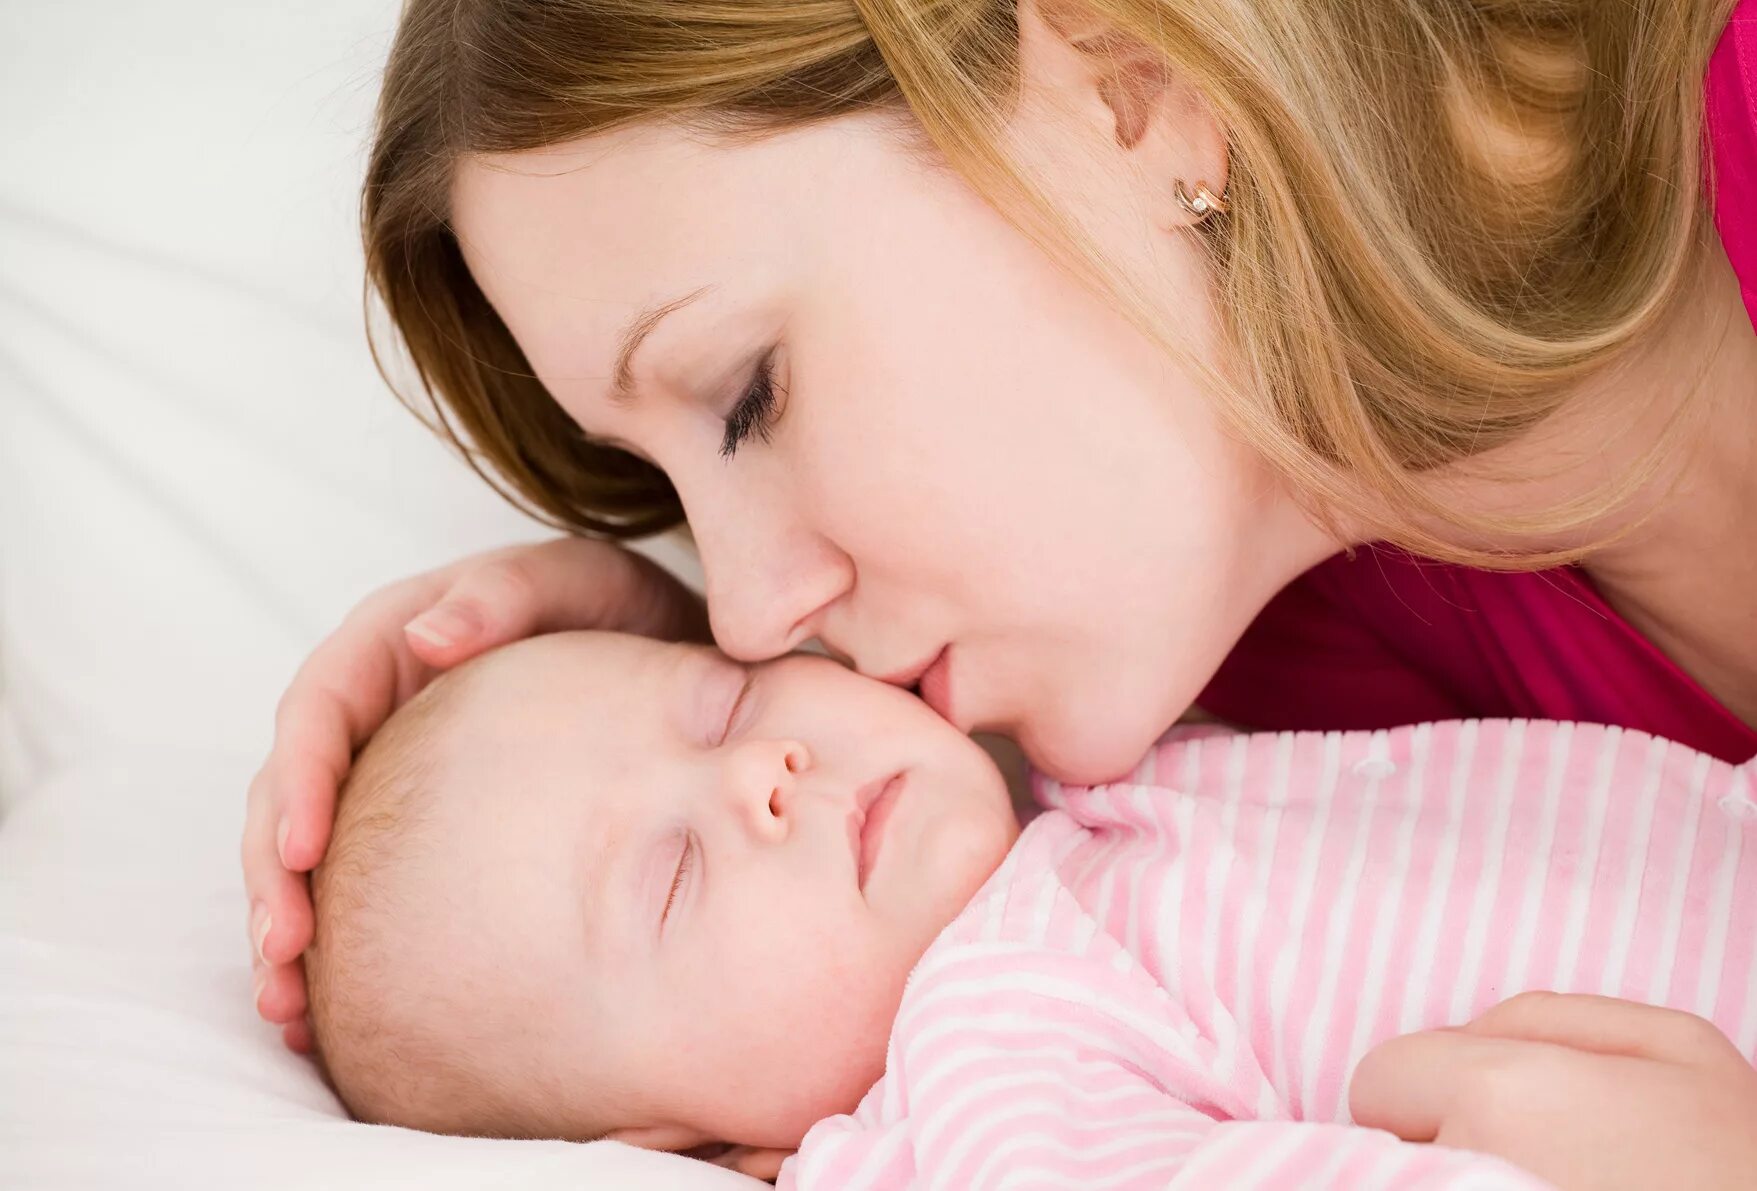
[705,1145,794,1182]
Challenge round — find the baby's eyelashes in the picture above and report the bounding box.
[660,833,695,931]
[715,672,755,746]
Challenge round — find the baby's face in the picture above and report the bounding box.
[418,633,1017,1152]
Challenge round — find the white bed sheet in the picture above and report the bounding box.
[0,743,757,1190]
[0,2,735,1185]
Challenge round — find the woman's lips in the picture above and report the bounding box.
[918,647,954,724]
[854,772,906,890]
[877,648,942,690]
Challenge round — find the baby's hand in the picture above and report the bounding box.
[693,1143,792,1182]
[1350,991,1757,1190]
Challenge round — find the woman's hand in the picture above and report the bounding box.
[241,537,708,1050]
[1351,991,1757,1190]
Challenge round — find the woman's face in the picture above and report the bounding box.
[452,74,1336,782]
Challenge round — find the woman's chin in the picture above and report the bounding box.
[1017,703,1165,786]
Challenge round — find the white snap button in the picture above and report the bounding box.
[1717,794,1757,821]
[1354,757,1397,780]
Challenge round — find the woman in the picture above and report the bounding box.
[247,0,1757,1178]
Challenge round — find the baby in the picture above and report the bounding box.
[308,631,1017,1163]
[308,631,1757,1189]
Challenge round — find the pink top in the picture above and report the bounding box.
[1202,1,1757,766]
[782,722,1757,1189]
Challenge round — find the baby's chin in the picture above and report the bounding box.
[757,841,1019,1148]
[697,976,908,1153]
[881,791,1018,963]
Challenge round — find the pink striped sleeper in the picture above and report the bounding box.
[781,720,1757,1190]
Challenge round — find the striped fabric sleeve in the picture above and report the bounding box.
[782,939,1553,1191]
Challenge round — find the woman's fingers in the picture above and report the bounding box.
[274,597,441,866]
[253,955,309,1024]
[243,623,409,982]
[401,537,638,666]
[281,1018,314,1056]
[265,713,350,875]
[248,866,315,968]
[240,711,366,1002]
[403,594,490,668]
[241,584,443,1034]
[242,771,313,966]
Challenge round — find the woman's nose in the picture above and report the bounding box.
[720,739,813,842]
[688,496,854,664]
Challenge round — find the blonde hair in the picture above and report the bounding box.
[363,0,1735,565]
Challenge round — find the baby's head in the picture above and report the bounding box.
[307,631,1016,1155]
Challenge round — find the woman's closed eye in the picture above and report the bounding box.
[719,349,782,459]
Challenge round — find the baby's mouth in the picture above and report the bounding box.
[850,771,907,892]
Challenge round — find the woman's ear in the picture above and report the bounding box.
[1012,0,1228,227]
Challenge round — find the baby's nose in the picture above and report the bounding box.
[721,739,813,840]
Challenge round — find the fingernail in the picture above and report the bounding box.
[251,903,273,965]
[253,967,269,1010]
[405,605,477,649]
[275,817,291,866]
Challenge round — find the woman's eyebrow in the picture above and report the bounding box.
[609,285,714,407]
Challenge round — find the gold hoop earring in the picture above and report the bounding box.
[1174,179,1229,221]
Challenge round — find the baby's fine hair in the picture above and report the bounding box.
[305,660,528,1136]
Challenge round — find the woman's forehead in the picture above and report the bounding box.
[449,126,809,379]
[454,140,725,295]
[450,122,827,274]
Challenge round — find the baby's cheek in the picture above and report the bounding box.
[789,914,899,1024]
[788,959,899,1117]
[769,914,896,1019]
[707,927,897,1144]
[917,810,1011,916]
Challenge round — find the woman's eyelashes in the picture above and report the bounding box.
[719,349,781,459]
